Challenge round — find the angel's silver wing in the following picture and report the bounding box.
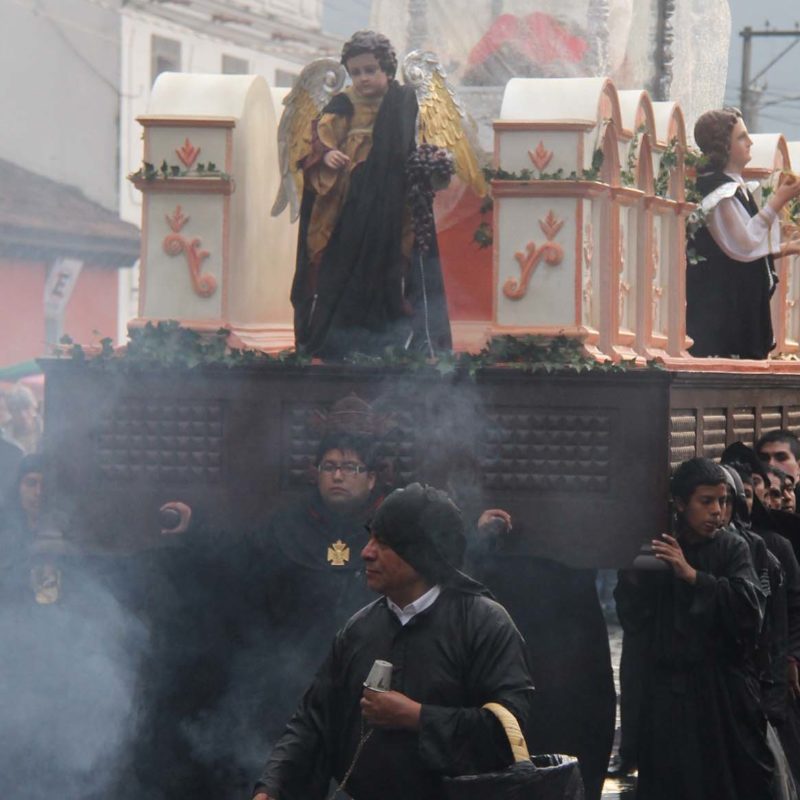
[271,58,348,221]
[402,50,488,197]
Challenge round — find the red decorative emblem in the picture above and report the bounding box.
[503,211,565,300]
[176,138,200,168]
[528,141,554,173]
[163,205,217,298]
[166,205,189,233]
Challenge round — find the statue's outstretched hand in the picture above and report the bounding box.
[323,149,350,170]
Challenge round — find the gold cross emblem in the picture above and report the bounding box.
[327,539,350,567]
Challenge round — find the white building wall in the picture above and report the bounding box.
[117,5,345,333]
[119,8,315,227]
[0,0,122,211]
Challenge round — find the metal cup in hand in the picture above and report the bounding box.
[363,659,393,692]
[332,660,393,800]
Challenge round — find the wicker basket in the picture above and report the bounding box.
[441,703,585,800]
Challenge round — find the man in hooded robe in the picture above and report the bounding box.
[252,483,535,800]
[615,458,774,800]
[726,442,800,786]
[725,456,800,790]
[241,428,386,752]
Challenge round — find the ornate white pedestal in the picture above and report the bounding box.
[130,74,296,351]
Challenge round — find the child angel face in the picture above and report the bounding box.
[345,53,389,99]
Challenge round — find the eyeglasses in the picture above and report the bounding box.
[318,461,368,476]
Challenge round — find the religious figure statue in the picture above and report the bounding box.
[272,30,487,358]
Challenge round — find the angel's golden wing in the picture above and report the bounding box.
[402,51,488,198]
[272,59,348,221]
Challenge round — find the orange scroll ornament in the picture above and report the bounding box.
[163,205,217,298]
[503,210,565,300]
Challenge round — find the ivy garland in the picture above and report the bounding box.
[683,150,704,204]
[654,137,679,198]
[58,323,310,371]
[620,124,647,188]
[128,160,231,182]
[473,149,605,249]
[788,196,800,227]
[57,322,663,377]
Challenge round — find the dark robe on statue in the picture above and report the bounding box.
[291,82,452,359]
[256,587,534,800]
[616,528,774,800]
[686,171,777,359]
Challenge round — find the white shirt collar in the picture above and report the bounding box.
[386,585,441,626]
[724,171,759,194]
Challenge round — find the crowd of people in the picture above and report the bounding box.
[10,378,800,799]
[6,24,800,797]
[613,430,800,800]
[0,392,610,799]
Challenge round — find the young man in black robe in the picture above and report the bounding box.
[686,107,800,358]
[292,31,452,358]
[239,428,385,757]
[727,458,800,786]
[615,457,774,800]
[252,483,535,800]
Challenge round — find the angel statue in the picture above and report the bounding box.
[272,30,487,359]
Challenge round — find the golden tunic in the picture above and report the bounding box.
[305,87,413,267]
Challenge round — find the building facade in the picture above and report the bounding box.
[117,0,344,328]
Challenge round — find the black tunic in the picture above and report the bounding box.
[616,528,774,799]
[237,490,379,760]
[256,588,535,800]
[758,508,800,780]
[471,548,615,800]
[291,82,452,359]
[686,171,777,359]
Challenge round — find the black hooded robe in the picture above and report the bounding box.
[291,82,452,359]
[240,490,378,750]
[759,508,800,781]
[255,586,535,800]
[472,551,615,800]
[686,171,777,359]
[615,529,774,800]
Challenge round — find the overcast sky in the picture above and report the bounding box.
[322,0,370,36]
[725,0,800,141]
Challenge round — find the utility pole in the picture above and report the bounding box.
[740,27,753,125]
[739,27,800,132]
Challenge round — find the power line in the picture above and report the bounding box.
[751,36,800,83]
[740,26,800,131]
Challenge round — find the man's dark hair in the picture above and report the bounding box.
[726,460,753,485]
[693,107,742,171]
[315,431,378,470]
[756,429,800,460]
[341,30,397,78]
[670,457,727,503]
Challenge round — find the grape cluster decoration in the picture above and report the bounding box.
[406,144,455,254]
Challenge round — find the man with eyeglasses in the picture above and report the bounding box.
[239,430,386,766]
